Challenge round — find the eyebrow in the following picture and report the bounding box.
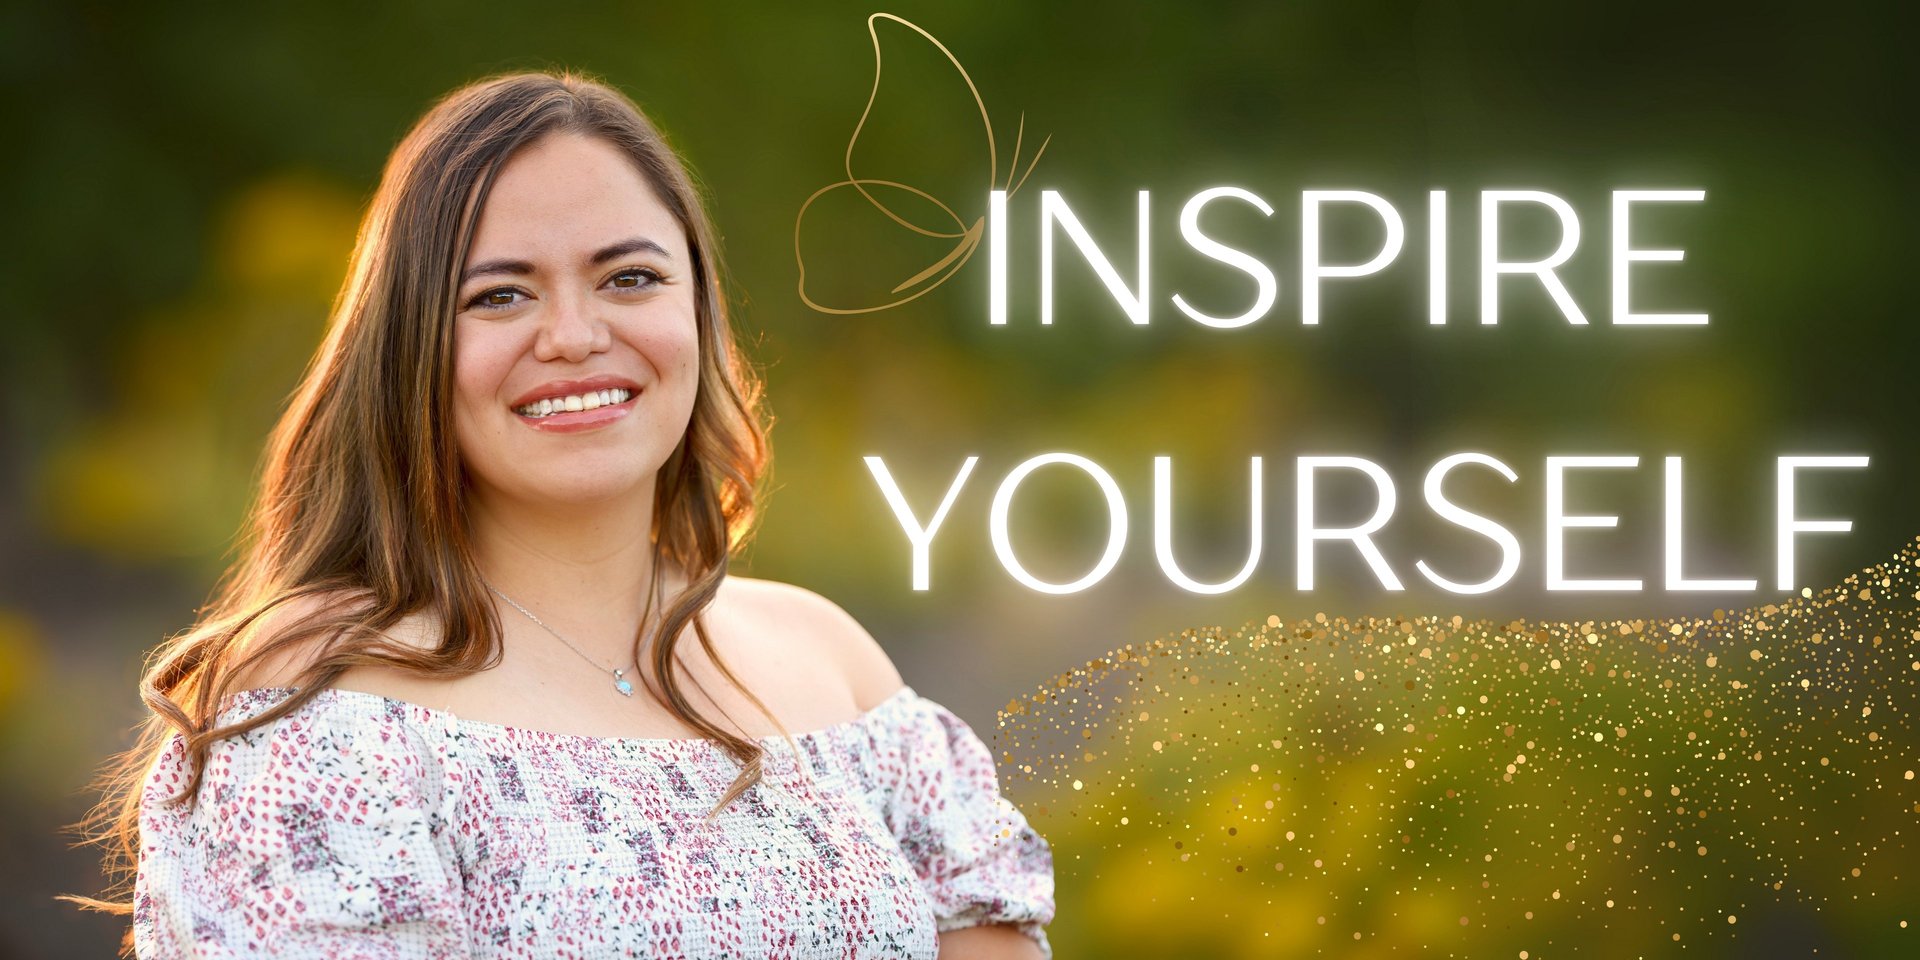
[460,236,673,284]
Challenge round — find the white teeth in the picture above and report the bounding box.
[514,387,633,418]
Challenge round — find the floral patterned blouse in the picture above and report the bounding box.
[133,685,1054,959]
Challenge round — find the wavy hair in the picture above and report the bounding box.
[67,70,775,944]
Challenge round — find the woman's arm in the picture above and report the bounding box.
[939,923,1049,959]
[754,578,1057,956]
[135,688,471,958]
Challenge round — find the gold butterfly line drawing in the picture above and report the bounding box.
[794,12,1048,315]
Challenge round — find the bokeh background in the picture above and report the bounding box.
[2,1,1913,955]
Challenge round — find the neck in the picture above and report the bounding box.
[465,480,687,663]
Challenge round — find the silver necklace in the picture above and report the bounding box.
[485,582,639,698]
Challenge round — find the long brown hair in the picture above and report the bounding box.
[68,70,775,935]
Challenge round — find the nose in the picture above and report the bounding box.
[533,289,611,362]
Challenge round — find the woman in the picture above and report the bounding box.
[76,71,1054,958]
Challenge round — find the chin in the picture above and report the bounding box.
[476,462,660,508]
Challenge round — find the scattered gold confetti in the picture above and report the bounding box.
[998,537,1920,955]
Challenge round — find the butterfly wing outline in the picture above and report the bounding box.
[795,12,1047,315]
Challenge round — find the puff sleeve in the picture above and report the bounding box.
[133,692,470,959]
[865,690,1056,955]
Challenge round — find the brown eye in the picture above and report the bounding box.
[467,288,526,311]
[609,268,662,291]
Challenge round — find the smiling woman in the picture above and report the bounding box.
[68,71,1053,959]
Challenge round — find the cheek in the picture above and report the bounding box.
[629,308,701,385]
[670,327,702,405]
[454,325,522,396]
[675,326,701,380]
[450,326,522,448]
[633,320,701,433]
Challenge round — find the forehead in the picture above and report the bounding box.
[464,132,688,264]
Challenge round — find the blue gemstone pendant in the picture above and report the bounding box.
[613,670,635,697]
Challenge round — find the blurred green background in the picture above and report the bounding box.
[1,0,1913,955]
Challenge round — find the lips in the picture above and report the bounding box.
[516,386,633,418]
[509,374,644,410]
[512,391,638,434]
[507,374,643,434]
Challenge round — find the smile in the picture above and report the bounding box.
[514,387,634,418]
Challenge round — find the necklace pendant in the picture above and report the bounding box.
[613,670,635,697]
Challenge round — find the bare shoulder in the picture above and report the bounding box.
[226,588,439,697]
[720,575,905,711]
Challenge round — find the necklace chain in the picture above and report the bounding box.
[484,582,640,698]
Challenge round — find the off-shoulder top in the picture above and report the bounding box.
[132,685,1054,959]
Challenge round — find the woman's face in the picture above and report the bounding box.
[451,132,700,513]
